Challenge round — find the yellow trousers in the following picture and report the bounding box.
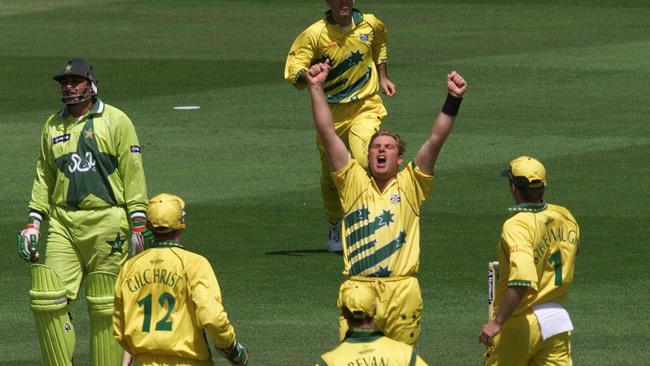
[484,310,572,366]
[338,276,422,346]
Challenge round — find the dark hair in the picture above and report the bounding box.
[341,307,372,322]
[368,130,406,155]
[513,183,545,203]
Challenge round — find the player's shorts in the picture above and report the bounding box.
[135,353,214,366]
[44,205,129,300]
[483,309,572,366]
[338,276,422,346]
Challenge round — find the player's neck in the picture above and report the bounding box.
[373,175,395,193]
[332,13,352,27]
[348,318,375,329]
[67,99,94,118]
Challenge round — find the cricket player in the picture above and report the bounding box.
[113,193,249,366]
[315,282,428,366]
[284,0,396,252]
[305,61,467,345]
[17,59,150,366]
[479,156,580,365]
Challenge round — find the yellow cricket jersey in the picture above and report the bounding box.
[28,100,147,217]
[494,203,580,316]
[284,8,388,104]
[113,242,236,360]
[331,160,433,277]
[316,329,427,366]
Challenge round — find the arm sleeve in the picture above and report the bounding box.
[190,257,237,349]
[369,15,388,65]
[501,219,538,290]
[284,26,319,90]
[28,119,56,217]
[114,113,148,215]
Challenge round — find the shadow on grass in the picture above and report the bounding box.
[265,249,342,256]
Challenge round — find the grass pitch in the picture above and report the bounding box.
[1,1,649,364]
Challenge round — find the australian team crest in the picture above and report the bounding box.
[390,193,401,204]
[360,33,369,42]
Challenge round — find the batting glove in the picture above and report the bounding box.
[221,341,249,366]
[18,222,40,262]
[130,218,153,256]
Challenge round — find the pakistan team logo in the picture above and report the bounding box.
[106,232,125,255]
[67,152,96,173]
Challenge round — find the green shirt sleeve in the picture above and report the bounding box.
[28,116,58,217]
[113,111,148,216]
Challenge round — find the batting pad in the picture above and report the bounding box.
[86,271,122,366]
[30,264,76,366]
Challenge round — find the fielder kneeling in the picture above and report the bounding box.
[113,193,249,366]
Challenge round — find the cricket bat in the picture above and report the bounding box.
[488,261,498,320]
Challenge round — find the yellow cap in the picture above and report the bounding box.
[147,193,186,233]
[502,156,546,188]
[340,283,377,319]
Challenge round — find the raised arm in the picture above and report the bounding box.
[415,71,467,175]
[305,61,350,171]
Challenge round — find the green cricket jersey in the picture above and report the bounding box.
[28,100,148,217]
[285,8,388,103]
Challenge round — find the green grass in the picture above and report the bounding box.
[1,1,649,364]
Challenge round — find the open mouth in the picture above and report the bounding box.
[377,155,386,166]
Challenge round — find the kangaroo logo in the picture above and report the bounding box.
[68,152,96,173]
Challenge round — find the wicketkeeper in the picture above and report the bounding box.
[18,59,150,365]
[113,193,249,366]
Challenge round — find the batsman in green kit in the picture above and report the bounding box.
[113,193,249,366]
[305,59,468,345]
[18,59,150,366]
[285,0,396,252]
[479,156,580,366]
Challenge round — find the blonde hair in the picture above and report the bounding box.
[368,130,406,155]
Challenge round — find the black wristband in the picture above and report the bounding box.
[441,93,463,116]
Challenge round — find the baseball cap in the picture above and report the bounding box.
[147,193,186,233]
[340,283,377,319]
[53,59,97,83]
[501,156,547,188]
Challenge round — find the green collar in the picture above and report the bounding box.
[325,8,364,26]
[149,240,184,249]
[508,202,547,213]
[344,328,384,343]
